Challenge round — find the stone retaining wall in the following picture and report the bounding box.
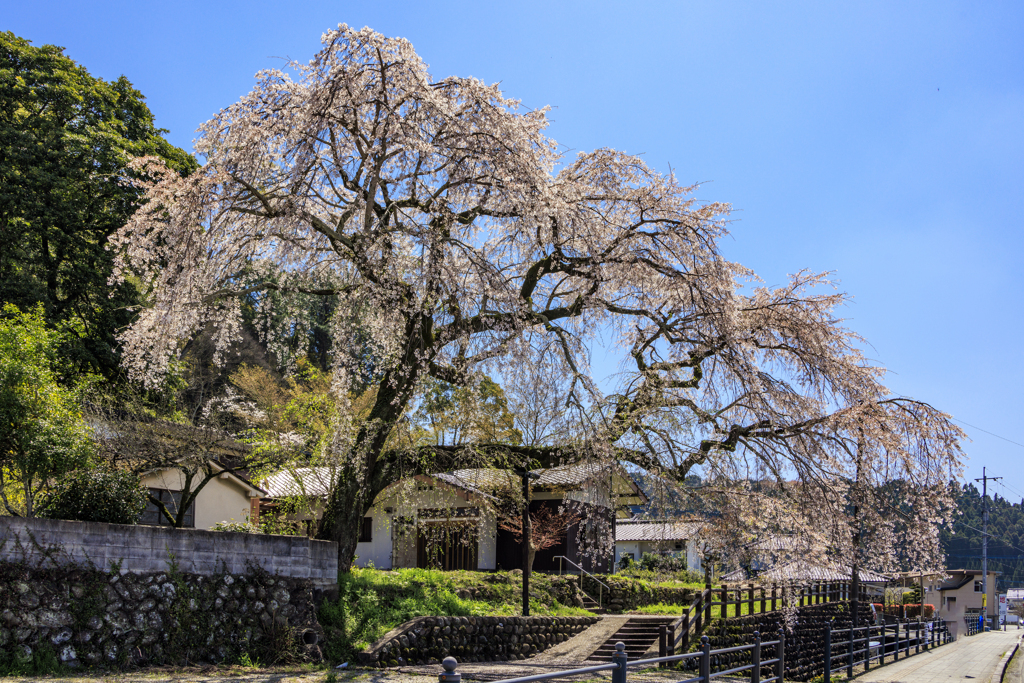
[697,602,874,682]
[0,516,337,586]
[358,615,600,667]
[582,575,695,612]
[0,560,325,668]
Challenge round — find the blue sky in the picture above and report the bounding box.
[7,1,1023,491]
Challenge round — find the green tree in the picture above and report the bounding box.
[38,465,147,524]
[0,303,93,516]
[0,32,196,380]
[415,377,522,447]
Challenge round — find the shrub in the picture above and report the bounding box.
[639,551,688,573]
[38,466,147,524]
[211,518,262,533]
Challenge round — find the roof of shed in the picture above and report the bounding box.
[723,560,891,584]
[615,520,706,542]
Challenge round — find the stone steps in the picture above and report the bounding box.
[588,617,676,661]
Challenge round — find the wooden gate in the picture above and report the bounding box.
[417,522,478,570]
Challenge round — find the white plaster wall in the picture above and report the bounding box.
[614,541,640,568]
[140,470,254,531]
[355,513,394,569]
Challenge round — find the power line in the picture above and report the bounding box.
[994,478,1024,502]
[951,519,1024,556]
[950,416,1024,450]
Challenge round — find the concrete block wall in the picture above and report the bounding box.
[0,516,338,586]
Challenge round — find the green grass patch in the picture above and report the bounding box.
[635,597,838,618]
[318,568,591,663]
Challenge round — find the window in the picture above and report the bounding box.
[359,516,373,542]
[140,488,194,527]
[975,581,983,593]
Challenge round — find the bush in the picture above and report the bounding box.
[639,551,688,573]
[873,602,935,619]
[210,518,262,533]
[38,466,147,524]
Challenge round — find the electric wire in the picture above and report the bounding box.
[948,416,1024,450]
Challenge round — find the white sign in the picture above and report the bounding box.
[998,594,1008,616]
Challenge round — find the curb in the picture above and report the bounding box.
[991,633,1022,683]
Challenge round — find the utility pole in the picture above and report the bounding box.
[975,467,1001,631]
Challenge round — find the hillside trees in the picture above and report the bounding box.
[111,25,964,571]
[0,304,94,516]
[0,32,196,380]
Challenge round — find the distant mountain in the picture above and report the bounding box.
[942,482,1024,592]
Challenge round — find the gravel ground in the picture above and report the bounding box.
[0,663,704,683]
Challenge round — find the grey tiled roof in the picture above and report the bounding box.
[261,462,646,504]
[724,560,891,584]
[615,520,706,542]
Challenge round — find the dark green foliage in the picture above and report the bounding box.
[38,466,147,524]
[638,551,689,573]
[942,482,1024,591]
[0,641,63,676]
[0,31,196,381]
[903,584,922,604]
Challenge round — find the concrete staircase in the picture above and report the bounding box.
[588,617,676,661]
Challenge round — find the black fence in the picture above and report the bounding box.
[437,618,952,683]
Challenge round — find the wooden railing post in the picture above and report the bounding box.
[682,606,691,652]
[771,585,778,611]
[760,585,766,614]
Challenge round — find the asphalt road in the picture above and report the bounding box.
[853,629,1020,683]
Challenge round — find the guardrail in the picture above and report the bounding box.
[438,634,785,683]
[437,617,952,683]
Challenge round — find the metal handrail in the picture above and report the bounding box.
[553,555,609,589]
[457,662,619,683]
[437,617,952,683]
[554,555,609,608]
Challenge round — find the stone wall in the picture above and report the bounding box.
[0,560,325,668]
[0,516,337,586]
[693,602,874,682]
[582,575,695,612]
[358,615,600,667]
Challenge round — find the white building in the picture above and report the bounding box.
[613,519,706,572]
[262,463,647,572]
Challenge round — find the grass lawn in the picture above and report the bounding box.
[635,597,839,618]
[318,568,591,663]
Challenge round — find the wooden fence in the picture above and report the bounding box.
[676,580,872,651]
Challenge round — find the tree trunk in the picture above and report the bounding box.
[316,369,415,571]
[522,470,532,616]
[319,469,372,573]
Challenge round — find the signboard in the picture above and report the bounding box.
[999,593,1008,616]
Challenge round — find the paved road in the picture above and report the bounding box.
[855,629,1020,683]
